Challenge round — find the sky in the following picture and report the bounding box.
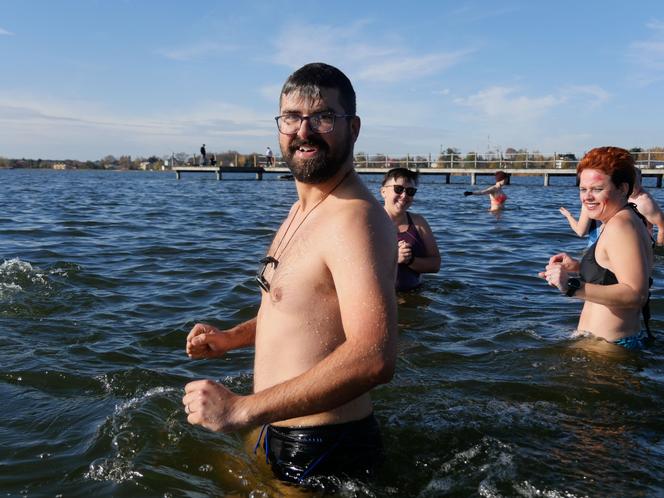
[1,0,663,161]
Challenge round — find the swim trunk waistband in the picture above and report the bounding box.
[254,413,383,485]
[613,329,650,350]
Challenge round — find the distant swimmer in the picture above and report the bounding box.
[464,171,508,211]
[182,63,397,486]
[380,168,440,291]
[540,147,654,350]
[629,168,664,246]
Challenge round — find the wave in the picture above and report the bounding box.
[0,258,48,300]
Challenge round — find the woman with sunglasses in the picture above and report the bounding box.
[464,171,508,211]
[380,168,440,291]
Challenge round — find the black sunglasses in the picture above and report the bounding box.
[255,256,278,292]
[385,184,417,197]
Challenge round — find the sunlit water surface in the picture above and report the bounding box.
[2,169,664,497]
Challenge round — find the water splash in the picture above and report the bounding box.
[0,258,48,299]
[84,385,180,484]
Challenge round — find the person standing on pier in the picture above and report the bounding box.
[200,144,207,165]
[265,146,275,167]
[182,62,397,485]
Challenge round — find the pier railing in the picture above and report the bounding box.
[349,151,664,170]
[175,150,663,171]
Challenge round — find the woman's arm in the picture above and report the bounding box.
[559,206,592,237]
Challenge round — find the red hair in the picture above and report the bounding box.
[576,146,635,196]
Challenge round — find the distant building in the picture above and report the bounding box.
[52,163,68,170]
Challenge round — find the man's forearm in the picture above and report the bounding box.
[226,317,257,349]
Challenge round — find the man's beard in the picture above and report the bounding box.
[282,135,352,184]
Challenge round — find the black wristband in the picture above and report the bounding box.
[565,277,582,297]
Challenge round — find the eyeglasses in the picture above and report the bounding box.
[275,112,354,135]
[255,256,278,292]
[385,185,417,197]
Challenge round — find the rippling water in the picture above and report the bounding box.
[2,168,664,497]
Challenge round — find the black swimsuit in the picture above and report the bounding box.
[580,236,618,285]
[254,413,383,486]
[579,204,653,340]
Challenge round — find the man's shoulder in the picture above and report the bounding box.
[323,194,393,238]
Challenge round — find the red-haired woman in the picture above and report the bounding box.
[540,147,654,349]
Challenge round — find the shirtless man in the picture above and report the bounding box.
[629,168,664,246]
[182,63,398,484]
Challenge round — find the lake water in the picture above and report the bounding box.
[2,168,664,497]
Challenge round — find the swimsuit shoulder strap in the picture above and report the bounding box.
[627,202,649,228]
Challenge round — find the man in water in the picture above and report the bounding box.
[182,62,398,484]
[629,168,664,246]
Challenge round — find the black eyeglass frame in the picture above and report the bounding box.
[274,112,355,135]
[384,184,418,197]
[255,256,279,292]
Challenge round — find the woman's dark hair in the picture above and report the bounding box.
[381,168,419,186]
[576,146,636,196]
[280,62,356,115]
[495,171,507,182]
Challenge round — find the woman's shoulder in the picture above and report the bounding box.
[605,208,647,239]
[406,211,425,223]
[406,211,434,232]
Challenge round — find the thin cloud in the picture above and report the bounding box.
[0,94,274,157]
[271,20,471,83]
[358,51,471,83]
[0,27,14,36]
[561,85,611,108]
[259,83,283,104]
[157,41,237,61]
[627,18,664,85]
[454,86,560,121]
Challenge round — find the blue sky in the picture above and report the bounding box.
[1,1,663,160]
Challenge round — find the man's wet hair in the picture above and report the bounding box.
[281,63,356,115]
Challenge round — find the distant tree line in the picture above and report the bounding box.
[1,147,663,170]
[0,150,267,170]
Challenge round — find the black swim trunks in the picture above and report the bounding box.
[254,413,383,485]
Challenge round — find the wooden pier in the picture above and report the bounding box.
[173,165,664,187]
[173,166,266,180]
